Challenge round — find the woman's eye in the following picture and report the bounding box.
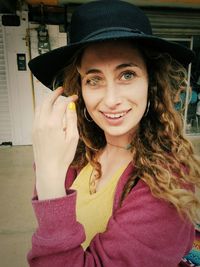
[86,77,101,86]
[121,71,135,81]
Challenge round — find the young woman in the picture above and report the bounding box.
[28,1,200,266]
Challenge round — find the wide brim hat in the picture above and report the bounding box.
[28,0,195,90]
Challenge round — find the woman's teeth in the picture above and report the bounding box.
[104,112,127,119]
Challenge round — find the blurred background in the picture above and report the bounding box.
[0,0,200,266]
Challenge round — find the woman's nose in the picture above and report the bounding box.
[103,83,122,108]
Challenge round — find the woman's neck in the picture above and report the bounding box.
[106,141,132,150]
[105,133,133,151]
[100,142,134,167]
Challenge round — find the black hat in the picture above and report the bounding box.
[28,0,194,89]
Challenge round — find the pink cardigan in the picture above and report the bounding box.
[27,163,194,266]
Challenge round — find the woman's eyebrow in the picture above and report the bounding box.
[77,68,102,79]
[85,68,102,75]
[115,63,140,70]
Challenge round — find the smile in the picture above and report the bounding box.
[102,110,130,119]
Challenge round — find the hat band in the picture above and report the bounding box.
[81,27,145,41]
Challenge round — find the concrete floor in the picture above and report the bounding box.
[0,137,199,267]
[0,146,36,267]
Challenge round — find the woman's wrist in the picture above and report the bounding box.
[37,182,66,200]
[35,167,69,200]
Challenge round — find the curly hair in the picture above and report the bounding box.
[60,43,200,224]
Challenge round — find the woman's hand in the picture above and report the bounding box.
[32,87,79,200]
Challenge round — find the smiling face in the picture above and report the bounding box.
[78,40,149,142]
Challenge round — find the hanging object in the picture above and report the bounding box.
[37,3,51,55]
[37,24,51,54]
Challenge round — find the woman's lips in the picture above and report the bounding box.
[101,109,131,125]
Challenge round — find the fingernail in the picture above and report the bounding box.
[68,102,76,111]
[70,94,78,101]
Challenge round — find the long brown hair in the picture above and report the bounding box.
[60,42,200,224]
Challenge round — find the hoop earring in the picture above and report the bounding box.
[84,107,93,122]
[144,100,150,117]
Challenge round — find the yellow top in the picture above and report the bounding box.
[70,163,127,249]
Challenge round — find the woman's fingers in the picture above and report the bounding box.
[52,94,78,128]
[42,86,64,113]
[37,87,64,126]
[33,86,79,143]
[66,102,79,140]
[36,86,78,129]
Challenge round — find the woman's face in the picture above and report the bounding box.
[78,40,149,139]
